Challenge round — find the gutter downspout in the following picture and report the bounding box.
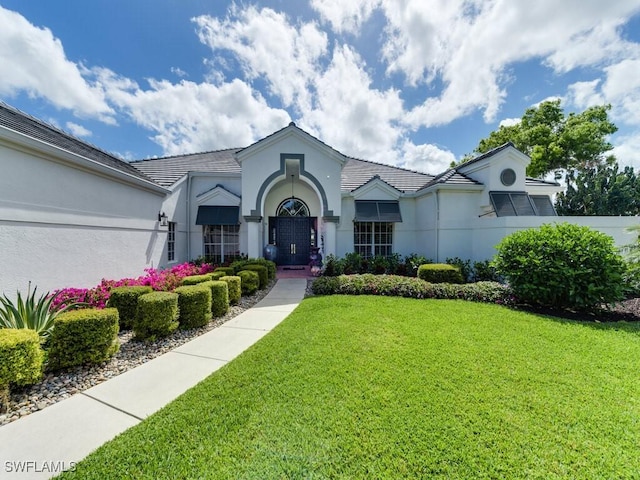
[186,172,194,261]
[435,190,440,263]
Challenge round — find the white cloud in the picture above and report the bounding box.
[400,142,456,174]
[613,132,640,170]
[0,6,114,122]
[170,67,188,78]
[310,0,380,33]
[101,72,290,155]
[193,6,328,113]
[65,122,92,138]
[499,117,521,128]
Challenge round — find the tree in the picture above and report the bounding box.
[556,163,640,216]
[474,100,617,178]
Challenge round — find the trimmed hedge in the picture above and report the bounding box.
[201,281,229,317]
[311,274,514,305]
[135,292,179,340]
[210,271,227,281]
[174,285,212,329]
[0,329,43,389]
[417,264,464,284]
[220,276,241,305]
[240,265,268,289]
[107,285,153,329]
[181,274,213,286]
[232,258,276,280]
[214,267,235,276]
[47,308,120,370]
[238,270,259,295]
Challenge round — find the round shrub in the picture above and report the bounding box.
[47,308,120,370]
[417,264,464,284]
[232,258,276,280]
[238,270,259,295]
[210,271,226,281]
[180,274,213,286]
[492,223,626,310]
[107,286,153,329]
[201,281,229,317]
[240,265,268,289]
[214,267,235,276]
[174,285,212,329]
[220,276,241,305]
[135,292,179,340]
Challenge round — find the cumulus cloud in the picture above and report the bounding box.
[400,142,456,174]
[65,122,92,138]
[310,0,381,33]
[0,6,114,122]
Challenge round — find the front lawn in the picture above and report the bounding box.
[60,296,640,479]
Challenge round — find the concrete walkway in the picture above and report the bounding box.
[0,278,307,479]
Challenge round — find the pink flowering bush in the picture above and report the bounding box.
[51,262,215,310]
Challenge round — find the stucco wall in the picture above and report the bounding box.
[0,143,167,296]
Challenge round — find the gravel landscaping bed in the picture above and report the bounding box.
[1,282,278,427]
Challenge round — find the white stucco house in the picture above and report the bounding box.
[0,102,636,295]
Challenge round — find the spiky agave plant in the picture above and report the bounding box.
[0,283,81,343]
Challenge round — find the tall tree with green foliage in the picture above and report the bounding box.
[474,99,618,178]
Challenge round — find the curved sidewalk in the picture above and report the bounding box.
[0,278,307,479]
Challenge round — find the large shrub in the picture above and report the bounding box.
[180,274,213,286]
[134,292,179,340]
[47,308,120,370]
[492,223,626,310]
[240,265,268,290]
[174,285,212,329]
[231,258,276,280]
[107,286,153,329]
[0,329,43,403]
[238,270,259,295]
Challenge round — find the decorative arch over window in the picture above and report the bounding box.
[277,198,309,217]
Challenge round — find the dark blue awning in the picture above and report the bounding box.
[195,206,239,225]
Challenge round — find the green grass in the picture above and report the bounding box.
[60,297,640,479]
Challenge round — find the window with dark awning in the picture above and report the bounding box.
[531,195,557,216]
[195,206,239,225]
[354,201,402,222]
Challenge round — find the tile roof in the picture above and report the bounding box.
[418,168,483,190]
[130,149,241,187]
[525,177,561,187]
[341,157,434,193]
[0,102,155,185]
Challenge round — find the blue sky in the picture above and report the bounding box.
[1,1,639,175]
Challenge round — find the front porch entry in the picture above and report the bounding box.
[268,198,317,266]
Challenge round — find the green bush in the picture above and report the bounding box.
[135,292,179,340]
[418,264,464,284]
[201,281,229,317]
[210,271,226,281]
[0,328,43,390]
[238,270,259,295]
[240,265,268,289]
[220,276,241,305]
[47,308,119,370]
[174,285,211,329]
[214,267,235,276]
[445,257,472,282]
[232,258,276,280]
[492,223,626,310]
[311,274,513,305]
[180,274,213,286]
[107,286,153,329]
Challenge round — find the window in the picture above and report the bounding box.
[354,222,393,258]
[490,192,536,216]
[277,198,309,217]
[167,222,176,262]
[531,195,557,216]
[203,225,240,263]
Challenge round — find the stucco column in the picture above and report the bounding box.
[322,216,339,257]
[244,216,262,259]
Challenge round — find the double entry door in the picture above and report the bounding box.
[269,217,315,265]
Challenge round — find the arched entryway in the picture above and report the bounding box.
[268,197,317,265]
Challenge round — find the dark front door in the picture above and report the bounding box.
[270,217,314,265]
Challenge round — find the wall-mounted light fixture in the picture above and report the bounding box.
[158,211,168,227]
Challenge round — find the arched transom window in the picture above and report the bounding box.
[277,198,309,217]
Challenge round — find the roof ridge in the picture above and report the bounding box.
[131,147,243,163]
[346,155,433,177]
